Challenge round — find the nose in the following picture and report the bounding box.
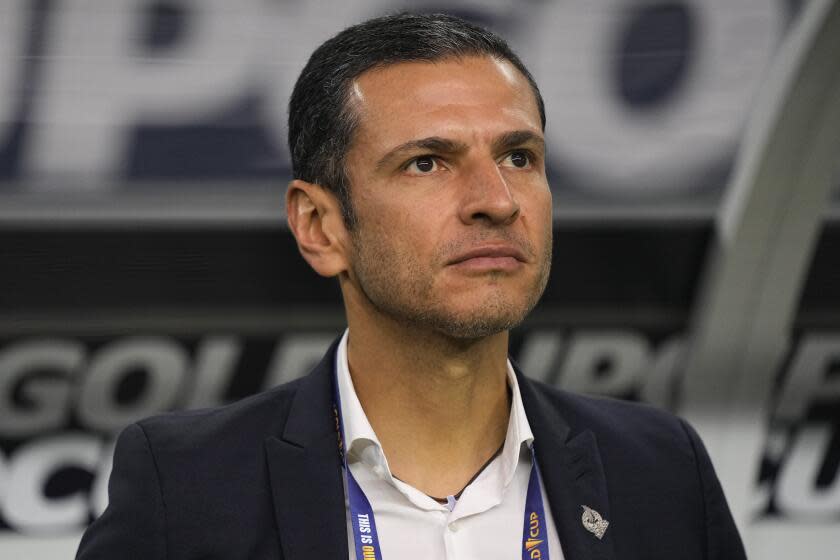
[458,160,520,226]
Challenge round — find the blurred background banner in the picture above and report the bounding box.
[0,0,838,557]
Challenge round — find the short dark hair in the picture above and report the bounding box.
[287,12,546,227]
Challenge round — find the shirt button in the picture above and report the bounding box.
[449,522,460,532]
[372,465,385,478]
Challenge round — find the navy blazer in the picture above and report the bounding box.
[76,341,746,559]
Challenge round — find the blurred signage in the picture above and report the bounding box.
[758,332,840,521]
[0,0,788,220]
[0,327,680,533]
[1,326,838,533]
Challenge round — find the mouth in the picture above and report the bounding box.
[447,244,528,272]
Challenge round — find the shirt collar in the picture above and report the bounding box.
[335,329,387,473]
[335,329,534,489]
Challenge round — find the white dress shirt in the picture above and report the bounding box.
[336,330,564,559]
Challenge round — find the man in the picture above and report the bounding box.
[77,13,746,560]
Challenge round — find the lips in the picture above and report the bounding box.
[447,244,528,266]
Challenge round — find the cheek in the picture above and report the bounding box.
[520,189,553,231]
[355,209,433,269]
[363,197,442,245]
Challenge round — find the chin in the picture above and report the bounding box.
[433,320,518,340]
[428,303,531,340]
[427,279,550,337]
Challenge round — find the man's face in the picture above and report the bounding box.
[341,55,552,339]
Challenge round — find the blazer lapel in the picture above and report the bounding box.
[516,368,617,560]
[262,344,618,560]
[264,343,349,560]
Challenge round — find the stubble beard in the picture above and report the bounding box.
[348,228,552,340]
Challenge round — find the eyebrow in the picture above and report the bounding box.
[491,130,545,154]
[375,137,468,171]
[374,130,545,172]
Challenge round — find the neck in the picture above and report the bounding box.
[344,306,511,498]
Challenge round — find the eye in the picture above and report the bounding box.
[406,155,439,174]
[501,150,531,169]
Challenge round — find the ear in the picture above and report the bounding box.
[286,179,350,277]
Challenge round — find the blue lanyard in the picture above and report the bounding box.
[332,367,551,560]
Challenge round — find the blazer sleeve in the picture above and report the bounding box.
[76,423,167,560]
[679,419,748,560]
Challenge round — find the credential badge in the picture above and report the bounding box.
[581,505,609,540]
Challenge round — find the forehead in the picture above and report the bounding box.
[349,56,542,148]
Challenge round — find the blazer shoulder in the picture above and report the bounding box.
[134,335,341,449]
[529,378,696,460]
[135,376,306,453]
[79,375,311,559]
